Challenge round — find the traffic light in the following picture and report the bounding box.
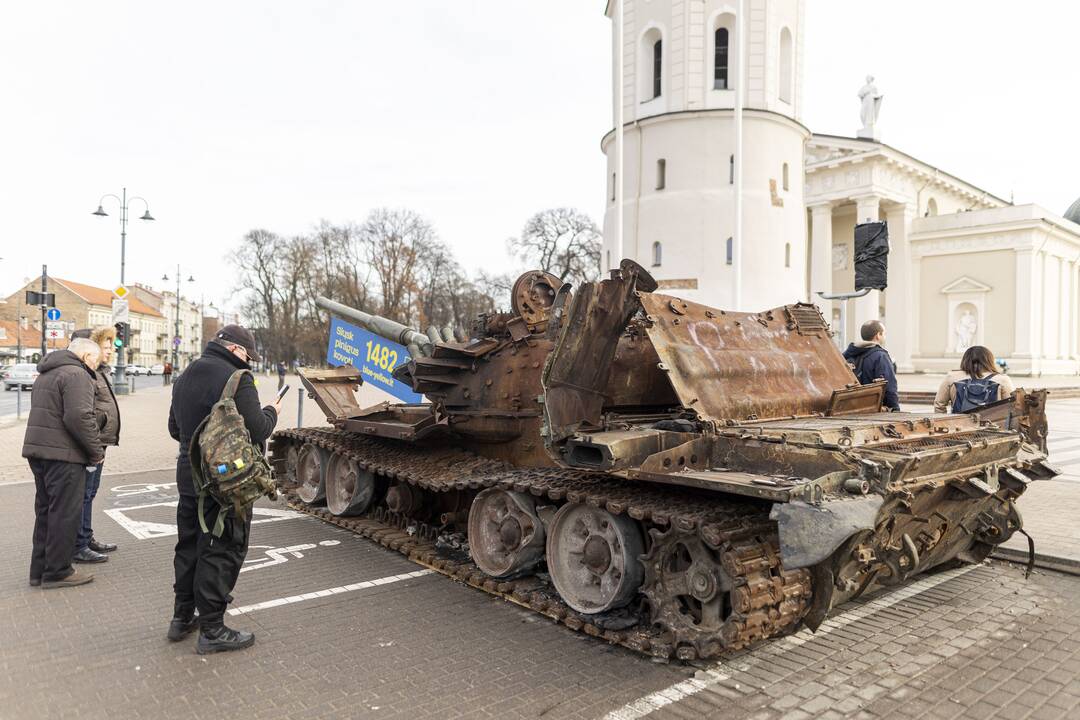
[114,322,127,348]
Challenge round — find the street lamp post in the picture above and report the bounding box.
[92,187,154,394]
[162,267,194,371]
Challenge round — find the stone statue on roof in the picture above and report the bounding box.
[857,75,883,141]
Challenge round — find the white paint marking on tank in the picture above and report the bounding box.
[229,570,434,616]
[686,321,723,372]
[602,564,981,720]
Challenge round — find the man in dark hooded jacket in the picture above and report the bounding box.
[167,324,280,653]
[23,339,104,589]
[843,320,900,411]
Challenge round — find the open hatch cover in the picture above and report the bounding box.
[639,294,857,423]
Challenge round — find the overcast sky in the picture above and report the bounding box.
[1,1,1076,317]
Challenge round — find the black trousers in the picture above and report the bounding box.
[29,459,86,582]
[172,493,251,628]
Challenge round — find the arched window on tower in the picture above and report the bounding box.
[782,162,790,191]
[714,28,729,90]
[653,39,663,98]
[652,241,662,267]
[656,158,666,190]
[779,28,793,104]
[729,154,734,185]
[725,237,733,265]
[784,242,791,268]
[925,197,938,217]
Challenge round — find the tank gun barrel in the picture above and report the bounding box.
[316,296,434,357]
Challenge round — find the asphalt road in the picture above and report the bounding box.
[0,373,165,419]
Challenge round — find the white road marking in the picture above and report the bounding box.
[104,501,303,540]
[110,482,178,497]
[241,540,341,573]
[228,569,434,615]
[603,564,980,720]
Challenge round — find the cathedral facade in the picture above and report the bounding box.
[601,0,1080,376]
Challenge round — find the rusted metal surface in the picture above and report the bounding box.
[826,381,887,416]
[276,261,1057,661]
[639,294,856,422]
[542,260,655,442]
[298,366,364,422]
[272,427,813,660]
[974,387,1050,453]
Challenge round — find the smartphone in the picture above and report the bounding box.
[276,384,290,401]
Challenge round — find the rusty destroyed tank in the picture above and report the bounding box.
[270,260,1057,661]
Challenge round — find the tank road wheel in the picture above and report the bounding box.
[468,489,546,579]
[284,443,300,486]
[546,504,644,614]
[296,444,329,505]
[325,453,376,516]
[641,528,734,657]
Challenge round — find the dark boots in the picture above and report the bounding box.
[167,610,200,642]
[196,624,255,655]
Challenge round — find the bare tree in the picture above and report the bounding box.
[229,209,506,367]
[508,208,602,287]
[361,208,437,325]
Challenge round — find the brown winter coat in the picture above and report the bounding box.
[93,368,121,447]
[21,350,104,465]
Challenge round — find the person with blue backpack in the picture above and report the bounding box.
[934,346,1016,413]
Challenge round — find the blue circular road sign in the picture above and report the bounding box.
[46,308,61,321]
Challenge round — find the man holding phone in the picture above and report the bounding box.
[166,324,281,653]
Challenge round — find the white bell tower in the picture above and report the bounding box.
[601,0,809,311]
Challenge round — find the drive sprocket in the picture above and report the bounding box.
[641,527,735,657]
[642,523,814,658]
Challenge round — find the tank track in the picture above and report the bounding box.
[272,427,813,661]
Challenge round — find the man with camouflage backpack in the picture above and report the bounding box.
[167,324,281,654]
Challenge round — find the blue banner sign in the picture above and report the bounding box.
[326,317,422,403]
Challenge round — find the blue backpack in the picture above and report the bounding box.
[952,374,999,413]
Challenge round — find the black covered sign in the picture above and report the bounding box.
[854,221,889,291]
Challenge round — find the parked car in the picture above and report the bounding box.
[3,363,39,391]
[150,364,165,375]
[124,364,151,376]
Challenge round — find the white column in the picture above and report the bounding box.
[1058,257,1070,359]
[1013,248,1037,364]
[885,203,916,372]
[1067,259,1075,360]
[614,0,624,265]
[809,203,833,300]
[852,194,881,333]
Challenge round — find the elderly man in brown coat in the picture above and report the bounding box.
[23,338,104,589]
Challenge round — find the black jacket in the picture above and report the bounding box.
[22,350,104,465]
[168,342,278,496]
[843,342,900,411]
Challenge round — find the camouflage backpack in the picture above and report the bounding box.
[189,369,277,536]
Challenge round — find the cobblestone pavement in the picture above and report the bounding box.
[2,468,1080,720]
[3,377,1080,718]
